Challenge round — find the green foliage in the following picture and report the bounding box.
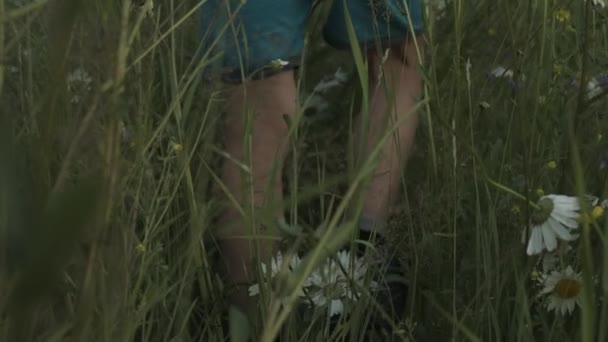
[1,0,608,341]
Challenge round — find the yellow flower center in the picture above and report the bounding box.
[579,206,604,224]
[554,278,582,299]
[592,206,604,220]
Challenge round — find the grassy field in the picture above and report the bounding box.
[2,0,608,341]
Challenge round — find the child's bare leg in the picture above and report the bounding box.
[219,71,296,309]
[359,37,424,232]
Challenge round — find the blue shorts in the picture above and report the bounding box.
[199,0,424,82]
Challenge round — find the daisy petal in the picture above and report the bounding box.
[547,217,577,241]
[527,227,544,255]
[551,210,579,228]
[548,194,579,207]
[329,300,344,316]
[541,222,558,252]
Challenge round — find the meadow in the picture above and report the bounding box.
[1,0,608,341]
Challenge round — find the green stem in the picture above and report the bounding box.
[486,177,541,211]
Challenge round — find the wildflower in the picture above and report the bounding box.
[488,66,514,79]
[135,243,146,254]
[67,68,93,103]
[555,8,571,22]
[586,75,607,100]
[270,59,289,69]
[526,195,580,256]
[67,68,92,87]
[249,252,284,296]
[248,252,303,298]
[305,251,374,316]
[171,142,183,152]
[546,160,557,169]
[538,266,583,315]
[511,205,521,215]
[553,64,563,76]
[592,206,604,219]
[580,205,605,224]
[530,270,540,281]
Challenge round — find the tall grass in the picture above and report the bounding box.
[1,0,608,341]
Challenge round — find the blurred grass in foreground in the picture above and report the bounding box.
[1,0,608,341]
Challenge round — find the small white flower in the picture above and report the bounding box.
[248,252,284,296]
[587,78,603,100]
[248,283,260,296]
[526,195,580,256]
[309,291,344,317]
[248,252,303,298]
[270,59,289,69]
[489,66,514,79]
[538,266,583,315]
[588,0,606,8]
[67,68,92,86]
[304,250,375,316]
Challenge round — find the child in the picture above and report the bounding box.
[200,0,425,330]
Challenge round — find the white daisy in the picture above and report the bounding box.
[526,195,580,256]
[248,252,302,297]
[489,66,514,79]
[587,78,603,100]
[304,250,374,316]
[538,266,583,315]
[270,59,289,69]
[67,68,92,86]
